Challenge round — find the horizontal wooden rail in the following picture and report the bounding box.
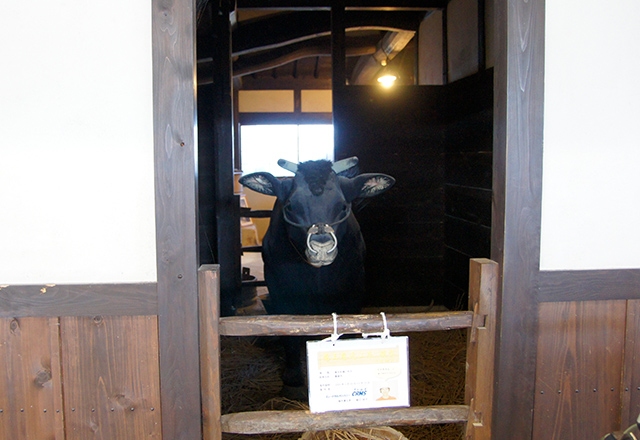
[240,208,272,218]
[199,258,499,440]
[219,311,474,336]
[241,245,263,253]
[221,405,469,434]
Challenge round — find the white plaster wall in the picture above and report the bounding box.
[540,0,640,270]
[0,1,157,284]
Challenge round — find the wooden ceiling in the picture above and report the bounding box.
[196,1,447,88]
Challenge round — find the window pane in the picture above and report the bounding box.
[240,125,298,176]
[298,125,334,163]
[240,124,334,177]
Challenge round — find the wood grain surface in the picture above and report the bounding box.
[0,283,157,318]
[464,258,497,440]
[221,405,469,434]
[60,315,161,439]
[622,299,640,428]
[152,0,201,437]
[220,311,473,336]
[539,269,640,302]
[199,266,222,440]
[0,317,64,439]
[532,301,626,439]
[491,0,545,437]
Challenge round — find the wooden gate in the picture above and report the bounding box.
[199,258,498,439]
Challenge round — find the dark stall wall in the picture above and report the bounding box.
[442,70,493,308]
[335,85,447,308]
[334,70,492,309]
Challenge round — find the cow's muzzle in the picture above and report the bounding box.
[305,223,338,267]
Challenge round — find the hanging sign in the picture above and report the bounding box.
[306,335,410,413]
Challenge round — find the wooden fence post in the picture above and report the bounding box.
[199,265,222,440]
[465,258,499,440]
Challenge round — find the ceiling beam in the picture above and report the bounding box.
[227,10,424,57]
[350,30,415,84]
[230,35,378,78]
[235,0,448,10]
[198,38,377,82]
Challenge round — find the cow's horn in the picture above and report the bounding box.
[332,157,359,174]
[278,159,298,173]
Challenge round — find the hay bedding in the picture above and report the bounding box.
[220,330,467,440]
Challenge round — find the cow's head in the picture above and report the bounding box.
[239,157,395,267]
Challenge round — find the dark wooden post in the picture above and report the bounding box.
[211,0,241,316]
[331,1,346,156]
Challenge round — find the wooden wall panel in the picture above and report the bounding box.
[442,69,493,309]
[532,301,626,440]
[0,317,64,440]
[622,299,640,428]
[60,316,161,439]
[334,85,447,308]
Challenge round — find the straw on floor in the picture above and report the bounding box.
[220,329,467,440]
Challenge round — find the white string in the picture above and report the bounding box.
[321,312,343,344]
[362,312,391,339]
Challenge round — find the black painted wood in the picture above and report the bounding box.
[234,0,448,9]
[227,10,424,58]
[200,0,242,316]
[152,0,202,438]
[441,70,493,309]
[334,86,447,307]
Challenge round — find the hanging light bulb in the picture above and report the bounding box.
[377,56,397,88]
[377,73,397,88]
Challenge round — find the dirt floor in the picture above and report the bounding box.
[220,328,468,440]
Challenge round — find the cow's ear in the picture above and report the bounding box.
[342,173,395,201]
[239,172,282,197]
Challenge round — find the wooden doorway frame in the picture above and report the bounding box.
[490,0,544,438]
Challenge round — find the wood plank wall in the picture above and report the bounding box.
[532,301,632,439]
[0,316,161,439]
[334,85,447,308]
[333,71,492,309]
[442,69,493,309]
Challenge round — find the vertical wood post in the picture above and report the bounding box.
[199,265,222,440]
[331,0,346,155]
[152,0,202,437]
[211,0,241,316]
[465,258,498,440]
[331,1,346,89]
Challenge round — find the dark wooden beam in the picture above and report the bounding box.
[227,11,424,57]
[349,30,415,84]
[236,0,448,9]
[209,0,241,316]
[222,35,378,79]
[331,3,347,89]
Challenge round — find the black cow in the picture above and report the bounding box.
[239,157,395,397]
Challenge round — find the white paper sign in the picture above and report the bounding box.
[306,336,410,413]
